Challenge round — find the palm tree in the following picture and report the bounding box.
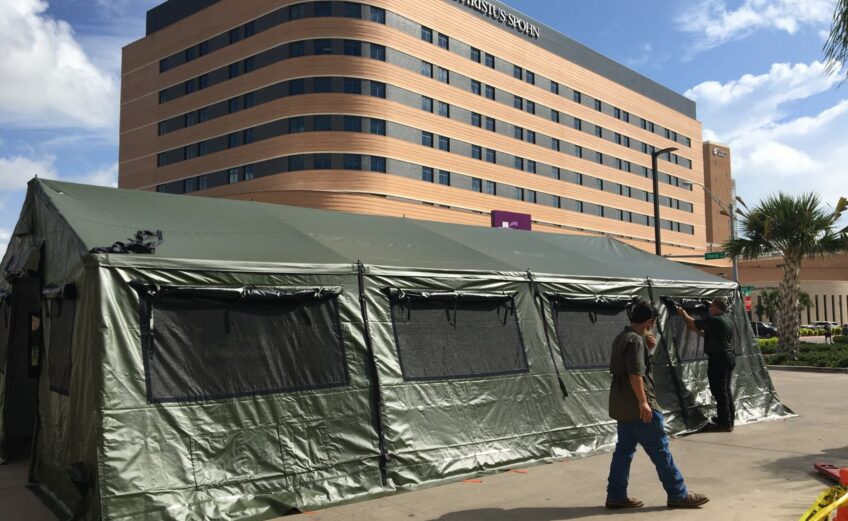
[754,288,811,327]
[725,193,848,358]
[824,0,848,77]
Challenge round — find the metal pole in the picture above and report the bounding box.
[730,202,739,283]
[651,152,662,256]
[651,147,677,257]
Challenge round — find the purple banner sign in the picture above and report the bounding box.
[491,210,532,231]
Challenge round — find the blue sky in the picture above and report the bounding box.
[1,0,846,255]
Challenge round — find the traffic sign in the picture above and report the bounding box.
[704,251,726,260]
[744,295,753,312]
[741,285,755,296]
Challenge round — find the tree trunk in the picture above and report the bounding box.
[778,257,802,359]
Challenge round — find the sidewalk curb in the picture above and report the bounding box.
[766,365,848,374]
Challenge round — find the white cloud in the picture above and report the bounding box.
[689,59,848,215]
[73,161,117,187]
[0,155,58,190]
[0,227,10,257]
[678,0,835,54]
[0,0,118,130]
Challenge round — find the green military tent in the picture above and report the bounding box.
[0,179,791,520]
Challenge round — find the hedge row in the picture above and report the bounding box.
[761,342,848,368]
[800,327,843,336]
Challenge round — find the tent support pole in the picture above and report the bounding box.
[357,261,389,486]
[527,271,568,398]
[646,278,690,423]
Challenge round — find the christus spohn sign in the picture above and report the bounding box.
[452,0,541,39]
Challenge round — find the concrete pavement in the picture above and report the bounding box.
[1,371,846,520]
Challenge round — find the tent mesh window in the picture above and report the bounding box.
[553,300,631,369]
[142,290,348,403]
[47,298,76,394]
[664,299,710,362]
[388,293,527,381]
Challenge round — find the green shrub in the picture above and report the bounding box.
[769,353,788,365]
[834,335,847,344]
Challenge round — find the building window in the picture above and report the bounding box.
[422,131,434,147]
[344,40,361,56]
[314,1,332,17]
[228,28,241,44]
[343,154,362,170]
[514,127,524,140]
[526,71,535,85]
[485,85,495,100]
[421,26,433,43]
[184,79,196,95]
[421,61,433,78]
[438,33,449,50]
[343,78,361,94]
[615,133,622,145]
[343,115,361,132]
[370,44,386,61]
[514,65,523,80]
[527,160,536,174]
[422,166,434,182]
[485,180,496,195]
[551,81,559,95]
[184,177,197,193]
[228,168,240,184]
[551,166,561,179]
[159,58,169,73]
[573,91,582,103]
[551,138,560,151]
[370,81,386,98]
[438,170,450,185]
[438,136,450,152]
[289,78,306,95]
[184,144,197,160]
[594,99,602,111]
[596,152,604,164]
[472,177,482,192]
[243,56,256,74]
[614,107,621,119]
[314,154,332,169]
[472,145,482,160]
[184,112,196,128]
[514,187,524,201]
[526,100,535,114]
[288,154,305,171]
[198,108,208,122]
[370,6,386,23]
[485,149,496,163]
[575,145,583,159]
[471,47,481,62]
[514,157,524,170]
[198,175,208,190]
[471,112,481,127]
[289,4,306,19]
[198,74,209,89]
[527,190,536,203]
[289,41,305,58]
[527,130,536,144]
[314,115,331,131]
[485,53,495,68]
[422,96,433,113]
[485,117,496,132]
[228,133,240,148]
[551,110,560,123]
[244,21,256,38]
[471,80,482,95]
[573,118,582,131]
[371,156,387,173]
[513,96,523,110]
[158,122,167,136]
[314,77,332,92]
[370,119,386,135]
[244,165,255,180]
[315,39,334,56]
[243,92,255,109]
[343,2,360,18]
[594,125,603,138]
[437,67,449,84]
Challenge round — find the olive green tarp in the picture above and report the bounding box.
[0,179,791,520]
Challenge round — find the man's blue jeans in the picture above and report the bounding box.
[606,411,688,502]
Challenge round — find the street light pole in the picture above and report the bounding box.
[651,147,678,256]
[683,178,743,284]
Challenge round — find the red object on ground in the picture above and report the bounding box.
[837,468,848,521]
[815,462,842,483]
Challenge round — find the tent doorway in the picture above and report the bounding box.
[3,277,42,461]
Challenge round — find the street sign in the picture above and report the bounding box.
[704,251,726,260]
[741,285,755,296]
[744,295,753,312]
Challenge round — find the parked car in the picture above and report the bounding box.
[751,321,778,338]
[812,321,839,328]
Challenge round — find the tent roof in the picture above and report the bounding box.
[33,179,725,282]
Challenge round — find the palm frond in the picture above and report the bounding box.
[824,0,848,77]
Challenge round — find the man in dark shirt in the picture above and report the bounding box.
[677,297,736,432]
[605,300,709,509]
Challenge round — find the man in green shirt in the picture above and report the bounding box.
[606,300,709,509]
[677,297,736,432]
